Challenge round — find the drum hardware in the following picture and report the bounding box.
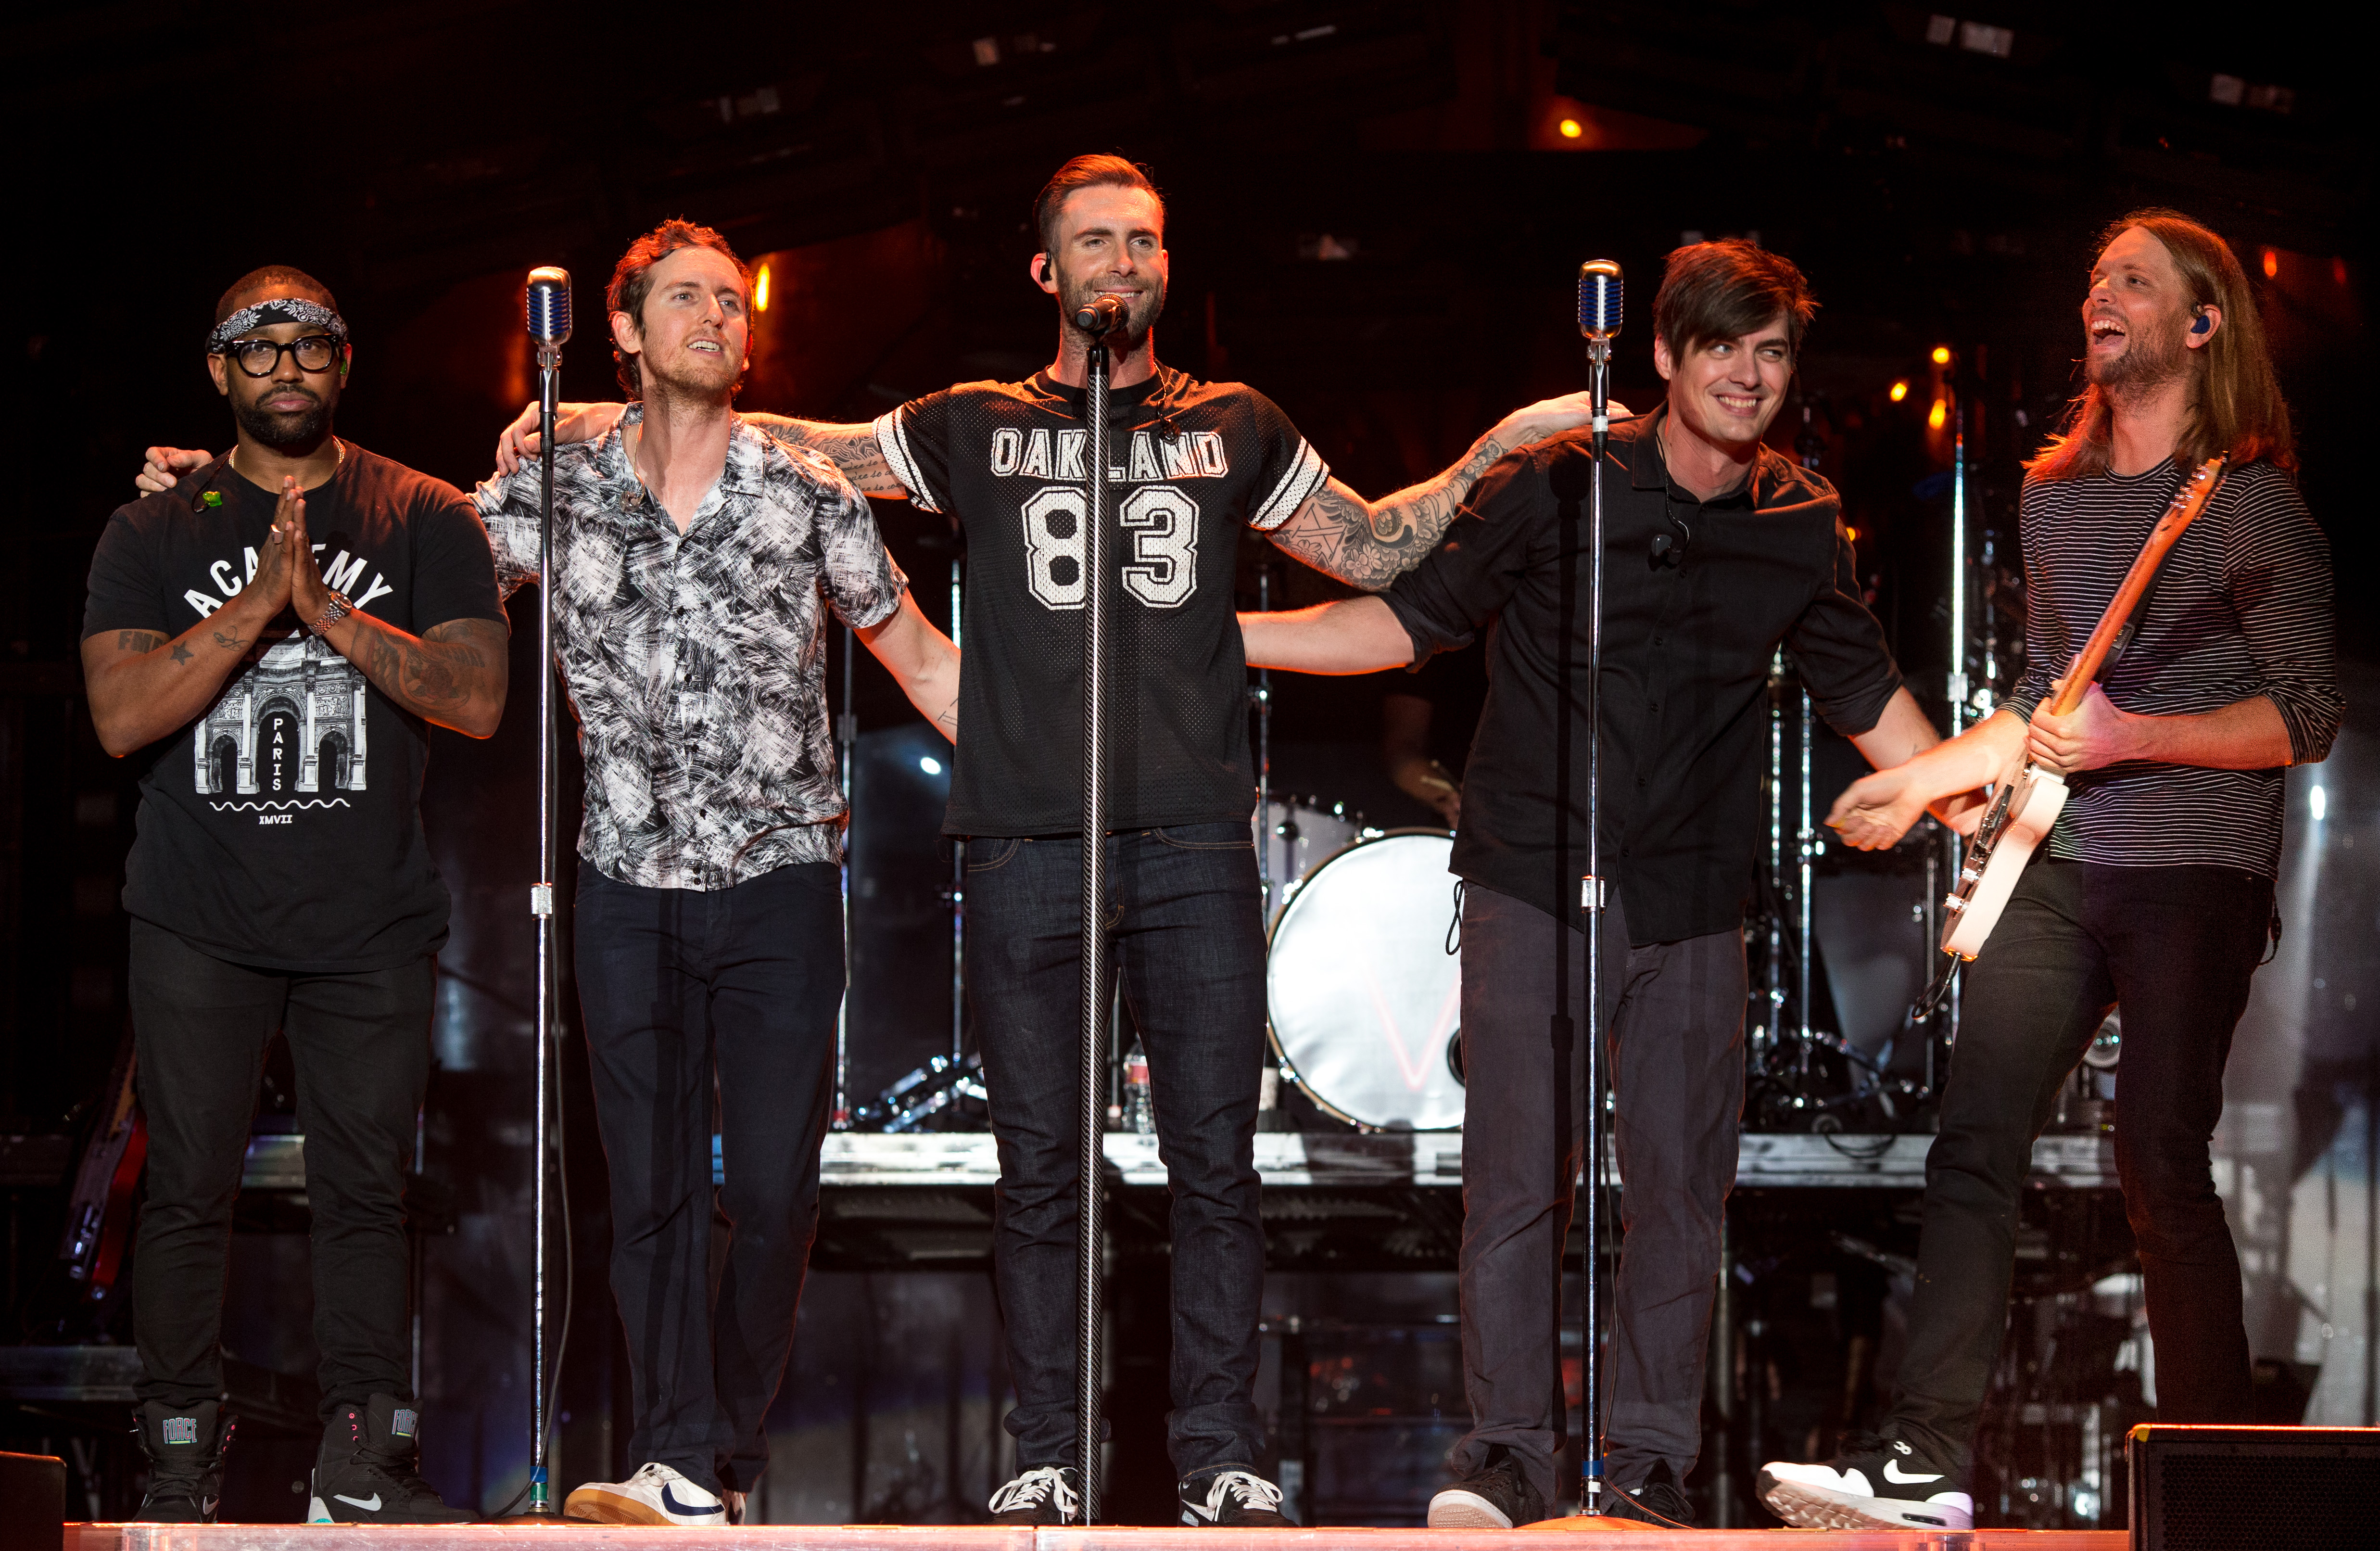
[852,1052,987,1133]
[1256,797,1376,922]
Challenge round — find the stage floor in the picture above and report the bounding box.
[64,1525,2129,1549]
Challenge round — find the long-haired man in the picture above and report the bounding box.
[1760,209,2339,1533]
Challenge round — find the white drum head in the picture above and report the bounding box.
[1266,832,1466,1131]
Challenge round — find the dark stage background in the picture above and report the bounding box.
[1,0,2370,1528]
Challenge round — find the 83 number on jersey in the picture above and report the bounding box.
[1020,484,1200,611]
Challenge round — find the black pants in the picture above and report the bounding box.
[1447,884,1747,1507]
[572,861,842,1496]
[962,823,1270,1476]
[1888,859,2272,1476]
[127,920,434,1420]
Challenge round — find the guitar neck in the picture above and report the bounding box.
[2050,455,2229,717]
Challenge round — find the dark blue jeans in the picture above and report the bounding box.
[573,860,843,1495]
[964,822,1269,1477]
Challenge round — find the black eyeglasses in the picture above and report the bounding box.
[218,335,343,377]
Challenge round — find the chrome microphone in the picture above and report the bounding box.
[526,267,573,349]
[1073,292,1128,335]
[1577,259,1623,341]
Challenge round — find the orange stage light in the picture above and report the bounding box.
[1889,381,1909,403]
[1928,399,1948,430]
[755,264,772,312]
[1845,526,1860,541]
[2262,248,2278,279]
[1558,118,1583,139]
[1931,345,1951,365]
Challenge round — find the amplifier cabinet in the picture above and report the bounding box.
[2128,1424,2380,1549]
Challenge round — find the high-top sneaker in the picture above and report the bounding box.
[307,1394,473,1523]
[133,1400,234,1523]
[987,1464,1082,1525]
[1178,1466,1292,1527]
[1428,1445,1546,1528]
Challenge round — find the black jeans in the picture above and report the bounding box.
[573,861,843,1495]
[127,920,434,1421]
[1888,859,2273,1476]
[964,822,1268,1476]
[1446,884,1747,1507]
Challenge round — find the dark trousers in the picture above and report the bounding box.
[1448,883,1746,1508]
[127,919,434,1421]
[963,823,1269,1476]
[1888,859,2272,1476]
[572,861,843,1495]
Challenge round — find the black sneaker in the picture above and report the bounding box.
[132,1399,234,1523]
[1178,1466,1291,1527]
[307,1394,473,1523]
[1759,1431,1974,1532]
[1427,1446,1546,1528]
[988,1464,1082,1525]
[1602,1459,1695,1527]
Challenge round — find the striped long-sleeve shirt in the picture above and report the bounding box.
[2001,458,2339,878]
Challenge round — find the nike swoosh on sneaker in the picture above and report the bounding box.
[1881,1459,1943,1485]
[333,1493,383,1512]
[659,1482,722,1518]
[1181,1501,1219,1525]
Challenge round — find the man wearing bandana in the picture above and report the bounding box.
[83,267,506,1523]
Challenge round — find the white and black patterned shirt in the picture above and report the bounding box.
[473,407,907,890]
[2002,459,2338,877]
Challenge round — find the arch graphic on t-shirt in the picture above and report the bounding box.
[193,634,369,799]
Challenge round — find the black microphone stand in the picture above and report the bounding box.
[1076,326,1114,1522]
[1580,327,1611,1515]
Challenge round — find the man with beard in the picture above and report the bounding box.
[86,267,506,1522]
[494,154,1595,1526]
[141,226,962,1527]
[1241,240,1945,1528]
[1760,210,2337,1532]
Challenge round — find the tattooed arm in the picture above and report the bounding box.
[331,615,510,737]
[1267,392,1611,591]
[493,402,909,497]
[83,479,311,755]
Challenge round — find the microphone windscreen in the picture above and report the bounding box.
[1577,260,1623,339]
[527,267,573,346]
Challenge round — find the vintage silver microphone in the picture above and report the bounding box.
[1573,257,1621,1514]
[518,265,570,1521]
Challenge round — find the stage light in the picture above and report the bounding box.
[1928,399,1948,430]
[1559,117,1583,139]
[1931,345,1951,365]
[755,265,772,312]
[2262,248,2278,279]
[1889,381,1909,402]
[1844,525,1859,541]
[920,755,943,776]
[2310,784,2326,821]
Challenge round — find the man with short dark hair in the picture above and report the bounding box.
[500,153,1596,1526]
[91,267,507,1524]
[1760,209,2337,1535]
[1243,241,1950,1527]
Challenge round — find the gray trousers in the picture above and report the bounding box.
[1448,882,1746,1507]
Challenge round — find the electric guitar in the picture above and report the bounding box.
[1937,453,2230,961]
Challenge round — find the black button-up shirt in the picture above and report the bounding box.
[1384,410,1901,943]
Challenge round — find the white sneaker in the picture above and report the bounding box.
[565,1462,728,1526]
[1758,1435,1974,1533]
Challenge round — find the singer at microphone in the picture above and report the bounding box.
[1240,240,1946,1530]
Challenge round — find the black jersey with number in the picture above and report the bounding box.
[875,367,1329,836]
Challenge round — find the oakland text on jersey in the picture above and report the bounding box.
[987,426,1231,483]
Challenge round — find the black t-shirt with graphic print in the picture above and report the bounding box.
[81,444,505,973]
[874,368,1329,836]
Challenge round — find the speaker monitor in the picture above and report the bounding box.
[2127,1424,2380,1549]
[0,1450,63,1551]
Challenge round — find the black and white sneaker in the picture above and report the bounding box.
[1427,1446,1546,1528]
[988,1464,1082,1525]
[132,1399,234,1523]
[1179,1467,1291,1527]
[307,1394,472,1523]
[1759,1432,1974,1532]
[1602,1459,1696,1528]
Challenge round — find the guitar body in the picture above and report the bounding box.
[1940,766,2068,959]
[1925,452,2228,969]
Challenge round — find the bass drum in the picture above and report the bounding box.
[1266,831,1467,1131]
